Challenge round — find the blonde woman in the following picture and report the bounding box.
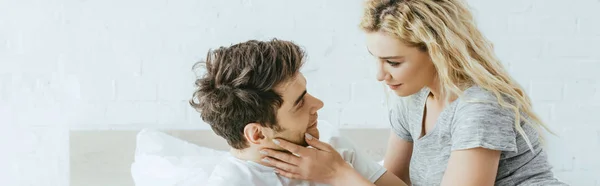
[260,0,568,185]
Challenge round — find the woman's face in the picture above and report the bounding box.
[365,31,437,97]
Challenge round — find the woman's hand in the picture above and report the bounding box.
[259,133,360,185]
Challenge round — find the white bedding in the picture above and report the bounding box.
[130,121,387,186]
[130,129,227,186]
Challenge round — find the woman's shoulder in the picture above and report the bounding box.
[455,85,516,118]
[460,85,499,102]
[458,85,515,105]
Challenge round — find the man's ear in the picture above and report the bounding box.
[243,123,267,145]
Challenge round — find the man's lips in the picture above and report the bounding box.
[308,120,318,128]
[308,113,318,128]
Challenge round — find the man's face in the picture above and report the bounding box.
[266,73,324,149]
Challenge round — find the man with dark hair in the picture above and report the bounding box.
[190,39,395,186]
[190,39,318,151]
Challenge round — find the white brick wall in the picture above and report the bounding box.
[1,0,599,185]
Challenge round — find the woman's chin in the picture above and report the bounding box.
[393,90,409,97]
[393,87,421,97]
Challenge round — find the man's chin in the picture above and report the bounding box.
[307,128,320,140]
[298,131,319,147]
[268,137,308,150]
[268,129,319,150]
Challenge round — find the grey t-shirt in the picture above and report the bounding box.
[389,86,568,186]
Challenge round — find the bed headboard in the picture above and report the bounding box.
[70,128,391,186]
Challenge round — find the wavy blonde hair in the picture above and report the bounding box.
[360,0,553,149]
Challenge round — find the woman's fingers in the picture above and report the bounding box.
[272,138,307,156]
[274,168,303,180]
[305,133,335,152]
[261,149,302,165]
[262,157,300,174]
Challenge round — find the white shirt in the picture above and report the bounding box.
[206,120,387,186]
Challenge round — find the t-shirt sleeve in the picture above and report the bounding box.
[388,98,413,142]
[329,136,387,183]
[450,100,518,152]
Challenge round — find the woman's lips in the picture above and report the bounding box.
[388,83,402,90]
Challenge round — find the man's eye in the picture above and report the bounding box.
[298,99,305,108]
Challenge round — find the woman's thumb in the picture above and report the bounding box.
[305,133,334,152]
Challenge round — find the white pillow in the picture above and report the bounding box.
[130,120,341,186]
[130,129,227,186]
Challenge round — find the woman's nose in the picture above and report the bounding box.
[376,63,388,82]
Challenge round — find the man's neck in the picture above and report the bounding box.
[230,147,273,167]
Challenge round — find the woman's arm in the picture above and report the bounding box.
[332,167,377,186]
[440,97,519,185]
[373,171,409,186]
[440,147,501,186]
[382,130,413,185]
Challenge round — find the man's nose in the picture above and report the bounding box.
[310,96,324,114]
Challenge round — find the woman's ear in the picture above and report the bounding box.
[243,123,266,145]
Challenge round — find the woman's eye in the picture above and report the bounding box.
[386,60,402,67]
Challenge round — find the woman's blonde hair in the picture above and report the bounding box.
[360,0,553,149]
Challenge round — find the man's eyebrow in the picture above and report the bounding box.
[294,90,307,107]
